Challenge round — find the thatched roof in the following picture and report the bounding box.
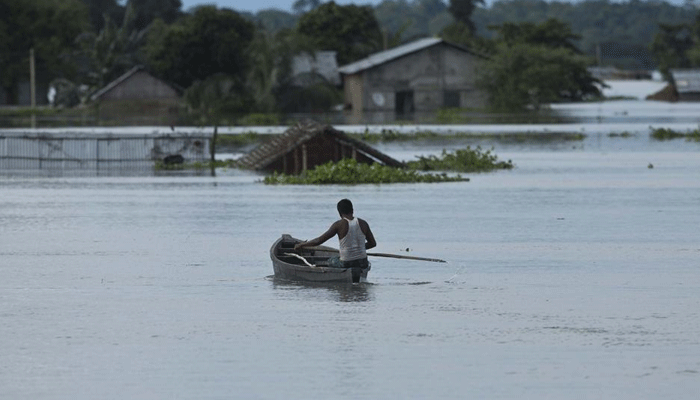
[237,120,403,172]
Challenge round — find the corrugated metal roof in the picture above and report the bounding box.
[338,37,443,75]
[671,69,700,93]
[236,120,403,171]
[90,66,181,101]
[90,66,144,101]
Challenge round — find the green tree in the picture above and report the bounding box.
[296,1,382,65]
[448,0,484,34]
[478,19,602,111]
[144,6,255,89]
[478,43,601,111]
[489,18,582,53]
[80,0,125,32]
[130,0,183,30]
[76,3,148,91]
[0,0,90,103]
[185,73,253,124]
[650,23,695,80]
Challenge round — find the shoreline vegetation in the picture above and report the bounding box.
[650,127,700,141]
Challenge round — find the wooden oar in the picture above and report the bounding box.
[366,252,446,263]
[306,247,446,263]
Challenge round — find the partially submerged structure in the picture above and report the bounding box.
[647,69,700,102]
[237,120,403,175]
[670,69,700,101]
[338,38,487,123]
[0,127,209,171]
[90,66,182,125]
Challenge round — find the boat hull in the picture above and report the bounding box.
[270,234,370,283]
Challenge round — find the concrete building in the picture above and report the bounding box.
[338,38,487,123]
[91,66,182,125]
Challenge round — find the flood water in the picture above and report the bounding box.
[2,107,700,399]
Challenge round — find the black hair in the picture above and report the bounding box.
[337,198,353,215]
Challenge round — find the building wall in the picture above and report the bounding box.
[95,71,182,125]
[100,71,179,101]
[345,43,485,115]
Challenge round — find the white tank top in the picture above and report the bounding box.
[339,217,367,261]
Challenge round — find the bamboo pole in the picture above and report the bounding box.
[30,48,36,129]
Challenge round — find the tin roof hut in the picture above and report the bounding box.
[237,120,403,175]
[670,69,700,101]
[90,65,182,125]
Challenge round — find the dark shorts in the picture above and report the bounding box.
[341,257,370,283]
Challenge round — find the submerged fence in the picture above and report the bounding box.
[0,128,211,171]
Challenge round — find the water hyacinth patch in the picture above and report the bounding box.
[406,146,514,172]
[650,128,700,142]
[263,159,468,185]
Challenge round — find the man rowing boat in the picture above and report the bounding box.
[295,199,377,282]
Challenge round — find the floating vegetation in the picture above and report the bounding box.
[650,128,700,142]
[406,146,514,173]
[608,132,635,138]
[263,159,468,185]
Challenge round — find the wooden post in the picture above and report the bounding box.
[30,48,36,129]
[210,125,218,177]
[302,144,308,172]
[294,147,299,174]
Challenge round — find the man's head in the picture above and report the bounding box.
[337,198,353,216]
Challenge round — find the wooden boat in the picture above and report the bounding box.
[270,234,370,283]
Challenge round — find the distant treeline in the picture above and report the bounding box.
[249,0,696,70]
[1,0,696,117]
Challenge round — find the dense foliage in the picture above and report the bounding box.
[406,146,513,172]
[263,159,468,185]
[649,20,700,79]
[0,0,89,102]
[144,6,255,89]
[373,0,697,70]
[478,42,602,111]
[296,2,383,66]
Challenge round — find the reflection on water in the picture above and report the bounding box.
[271,278,374,303]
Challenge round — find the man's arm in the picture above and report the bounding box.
[359,219,376,250]
[294,222,340,250]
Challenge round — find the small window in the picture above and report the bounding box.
[443,90,460,108]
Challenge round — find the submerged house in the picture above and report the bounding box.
[237,120,403,175]
[646,69,700,102]
[90,66,182,125]
[670,69,700,101]
[338,37,487,122]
